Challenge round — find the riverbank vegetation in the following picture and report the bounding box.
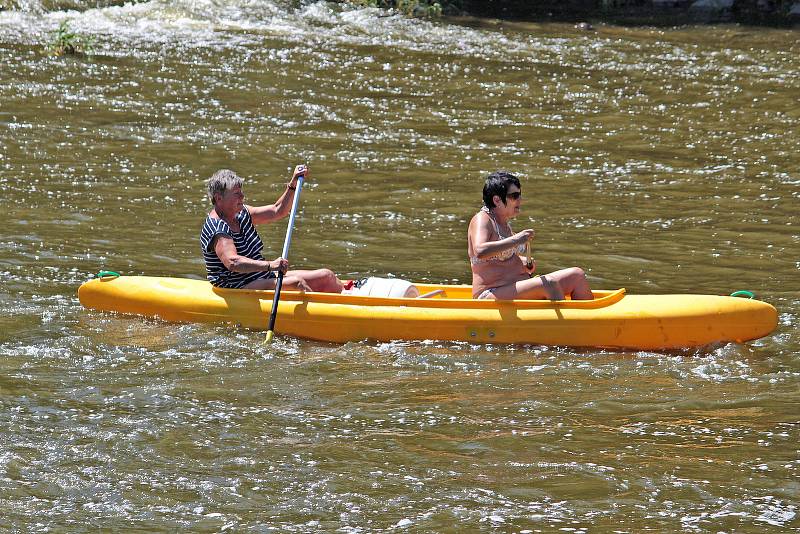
[3,0,798,24]
[346,0,442,17]
[340,0,800,24]
[49,20,94,56]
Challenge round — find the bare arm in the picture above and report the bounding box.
[249,164,307,225]
[469,214,534,260]
[213,235,287,273]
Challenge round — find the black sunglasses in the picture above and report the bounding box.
[506,191,521,200]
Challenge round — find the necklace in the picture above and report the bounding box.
[484,207,512,238]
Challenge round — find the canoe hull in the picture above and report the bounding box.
[77,276,778,350]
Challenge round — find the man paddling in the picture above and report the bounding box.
[200,165,343,293]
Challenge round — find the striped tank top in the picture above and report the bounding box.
[200,207,273,288]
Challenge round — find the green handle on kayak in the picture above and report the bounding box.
[730,290,755,299]
[95,271,120,279]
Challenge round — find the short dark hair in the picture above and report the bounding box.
[482,170,520,208]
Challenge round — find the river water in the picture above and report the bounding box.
[1,1,798,531]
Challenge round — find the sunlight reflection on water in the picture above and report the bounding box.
[1,0,798,530]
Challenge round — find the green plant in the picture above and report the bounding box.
[49,20,95,56]
[345,0,444,17]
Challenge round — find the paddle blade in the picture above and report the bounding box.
[264,329,275,344]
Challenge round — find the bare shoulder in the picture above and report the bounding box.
[469,209,486,223]
[469,210,491,228]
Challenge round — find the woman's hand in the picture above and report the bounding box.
[283,275,312,292]
[270,257,289,274]
[514,228,535,246]
[288,164,308,189]
[294,278,312,292]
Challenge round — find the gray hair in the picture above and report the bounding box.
[206,169,243,205]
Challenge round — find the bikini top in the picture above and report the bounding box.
[470,207,527,265]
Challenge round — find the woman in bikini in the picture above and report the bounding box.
[467,171,593,301]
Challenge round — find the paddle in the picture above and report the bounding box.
[264,172,305,344]
[526,240,533,270]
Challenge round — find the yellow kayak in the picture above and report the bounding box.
[77,275,778,350]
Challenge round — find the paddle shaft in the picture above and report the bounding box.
[526,240,533,269]
[265,174,305,340]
